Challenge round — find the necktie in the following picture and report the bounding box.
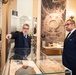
[25,35,27,38]
[24,35,29,48]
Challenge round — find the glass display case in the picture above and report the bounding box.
[2,48,72,75]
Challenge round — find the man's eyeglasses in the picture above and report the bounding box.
[23,28,29,30]
[64,23,72,26]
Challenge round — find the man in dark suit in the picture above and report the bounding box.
[6,24,31,60]
[62,19,76,75]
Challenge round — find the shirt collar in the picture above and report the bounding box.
[70,28,76,34]
[23,34,27,38]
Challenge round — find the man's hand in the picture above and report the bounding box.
[6,34,12,39]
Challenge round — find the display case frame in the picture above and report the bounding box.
[2,48,72,75]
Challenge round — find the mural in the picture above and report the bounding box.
[41,0,66,48]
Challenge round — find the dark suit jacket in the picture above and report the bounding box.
[62,30,76,70]
[11,31,31,56]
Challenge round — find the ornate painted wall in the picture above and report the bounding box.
[41,0,66,47]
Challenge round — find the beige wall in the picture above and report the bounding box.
[17,0,33,33]
[66,0,76,21]
[33,0,38,17]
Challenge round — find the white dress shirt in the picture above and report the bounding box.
[68,28,76,38]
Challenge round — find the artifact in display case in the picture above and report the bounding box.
[2,48,72,75]
[42,41,63,49]
[42,41,63,55]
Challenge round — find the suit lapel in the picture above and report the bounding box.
[68,30,76,39]
[64,30,76,43]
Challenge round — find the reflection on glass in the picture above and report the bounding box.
[3,48,72,75]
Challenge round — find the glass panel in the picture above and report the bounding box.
[2,48,72,75]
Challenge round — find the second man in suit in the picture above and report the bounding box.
[62,19,76,75]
